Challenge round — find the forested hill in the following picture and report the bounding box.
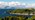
[7,8,35,14]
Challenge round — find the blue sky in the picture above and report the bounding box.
[0,0,35,3]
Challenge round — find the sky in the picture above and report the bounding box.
[0,0,35,3]
[0,0,35,9]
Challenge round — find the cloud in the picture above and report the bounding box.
[0,2,8,9]
[9,1,22,6]
[0,1,35,9]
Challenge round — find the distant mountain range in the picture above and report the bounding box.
[0,5,31,9]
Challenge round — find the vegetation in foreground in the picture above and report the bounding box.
[0,15,35,20]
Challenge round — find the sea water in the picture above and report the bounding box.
[0,9,17,18]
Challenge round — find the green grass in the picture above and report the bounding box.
[0,16,35,20]
[0,18,2,20]
[27,18,33,20]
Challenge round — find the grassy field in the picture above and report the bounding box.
[0,15,35,20]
